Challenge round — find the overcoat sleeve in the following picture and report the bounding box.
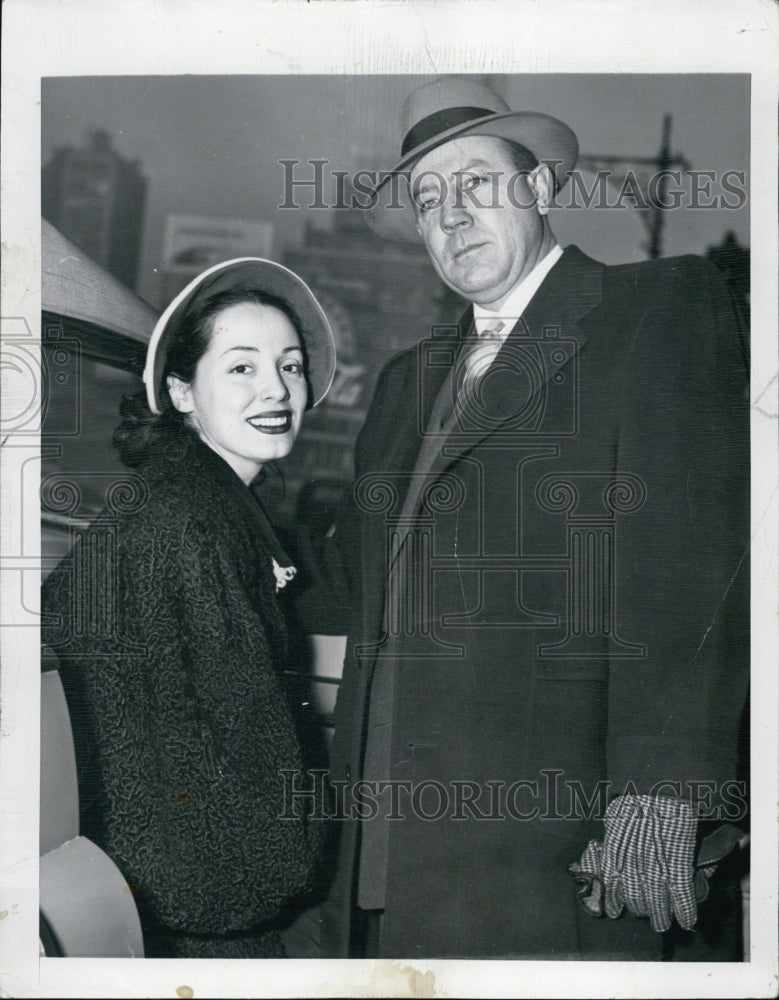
[606,258,749,809]
[291,350,415,638]
[44,514,321,937]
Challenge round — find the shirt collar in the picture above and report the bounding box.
[473,243,563,338]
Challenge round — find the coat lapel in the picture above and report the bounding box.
[383,333,460,482]
[424,246,605,482]
[357,332,468,623]
[382,247,605,561]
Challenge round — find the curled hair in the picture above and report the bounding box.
[113,288,307,469]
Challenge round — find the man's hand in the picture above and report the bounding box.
[569,794,698,932]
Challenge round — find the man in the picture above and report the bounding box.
[320,76,749,960]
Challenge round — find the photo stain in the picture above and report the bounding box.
[320,961,438,998]
[375,962,437,999]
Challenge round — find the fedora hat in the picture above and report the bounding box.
[143,258,336,414]
[368,76,578,243]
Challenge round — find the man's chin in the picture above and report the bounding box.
[442,265,499,302]
[446,280,502,306]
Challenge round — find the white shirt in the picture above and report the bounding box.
[472,243,564,340]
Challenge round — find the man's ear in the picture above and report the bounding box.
[528,163,555,216]
[166,375,194,414]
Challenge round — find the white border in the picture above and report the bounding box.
[2,1,777,997]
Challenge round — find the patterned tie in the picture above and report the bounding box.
[459,319,506,406]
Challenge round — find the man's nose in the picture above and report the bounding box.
[440,195,472,233]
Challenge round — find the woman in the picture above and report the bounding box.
[42,259,336,958]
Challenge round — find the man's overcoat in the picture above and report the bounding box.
[326,246,749,958]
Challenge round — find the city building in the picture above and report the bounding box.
[42,130,147,291]
[157,213,275,306]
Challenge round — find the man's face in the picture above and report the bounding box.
[410,135,553,310]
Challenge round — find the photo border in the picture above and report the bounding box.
[2,1,776,997]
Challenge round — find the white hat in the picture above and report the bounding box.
[369,76,579,243]
[143,258,336,414]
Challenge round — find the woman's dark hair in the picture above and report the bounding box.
[113,288,307,468]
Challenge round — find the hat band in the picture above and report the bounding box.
[401,106,494,157]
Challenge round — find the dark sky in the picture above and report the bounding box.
[41,73,750,306]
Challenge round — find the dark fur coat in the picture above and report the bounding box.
[42,432,326,957]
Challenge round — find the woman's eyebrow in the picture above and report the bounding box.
[220,344,303,357]
[220,345,259,356]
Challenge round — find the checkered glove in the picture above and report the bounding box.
[568,794,698,932]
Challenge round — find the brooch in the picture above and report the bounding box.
[272,558,297,592]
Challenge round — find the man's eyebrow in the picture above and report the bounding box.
[443,159,496,177]
[457,159,494,171]
[413,175,440,196]
[413,159,496,194]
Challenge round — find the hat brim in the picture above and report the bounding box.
[143,258,336,414]
[367,110,579,244]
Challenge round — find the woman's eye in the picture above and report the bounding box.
[230,363,253,375]
[281,361,303,376]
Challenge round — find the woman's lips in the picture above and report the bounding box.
[246,410,292,434]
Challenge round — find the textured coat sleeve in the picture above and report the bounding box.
[45,513,320,937]
[606,258,749,809]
